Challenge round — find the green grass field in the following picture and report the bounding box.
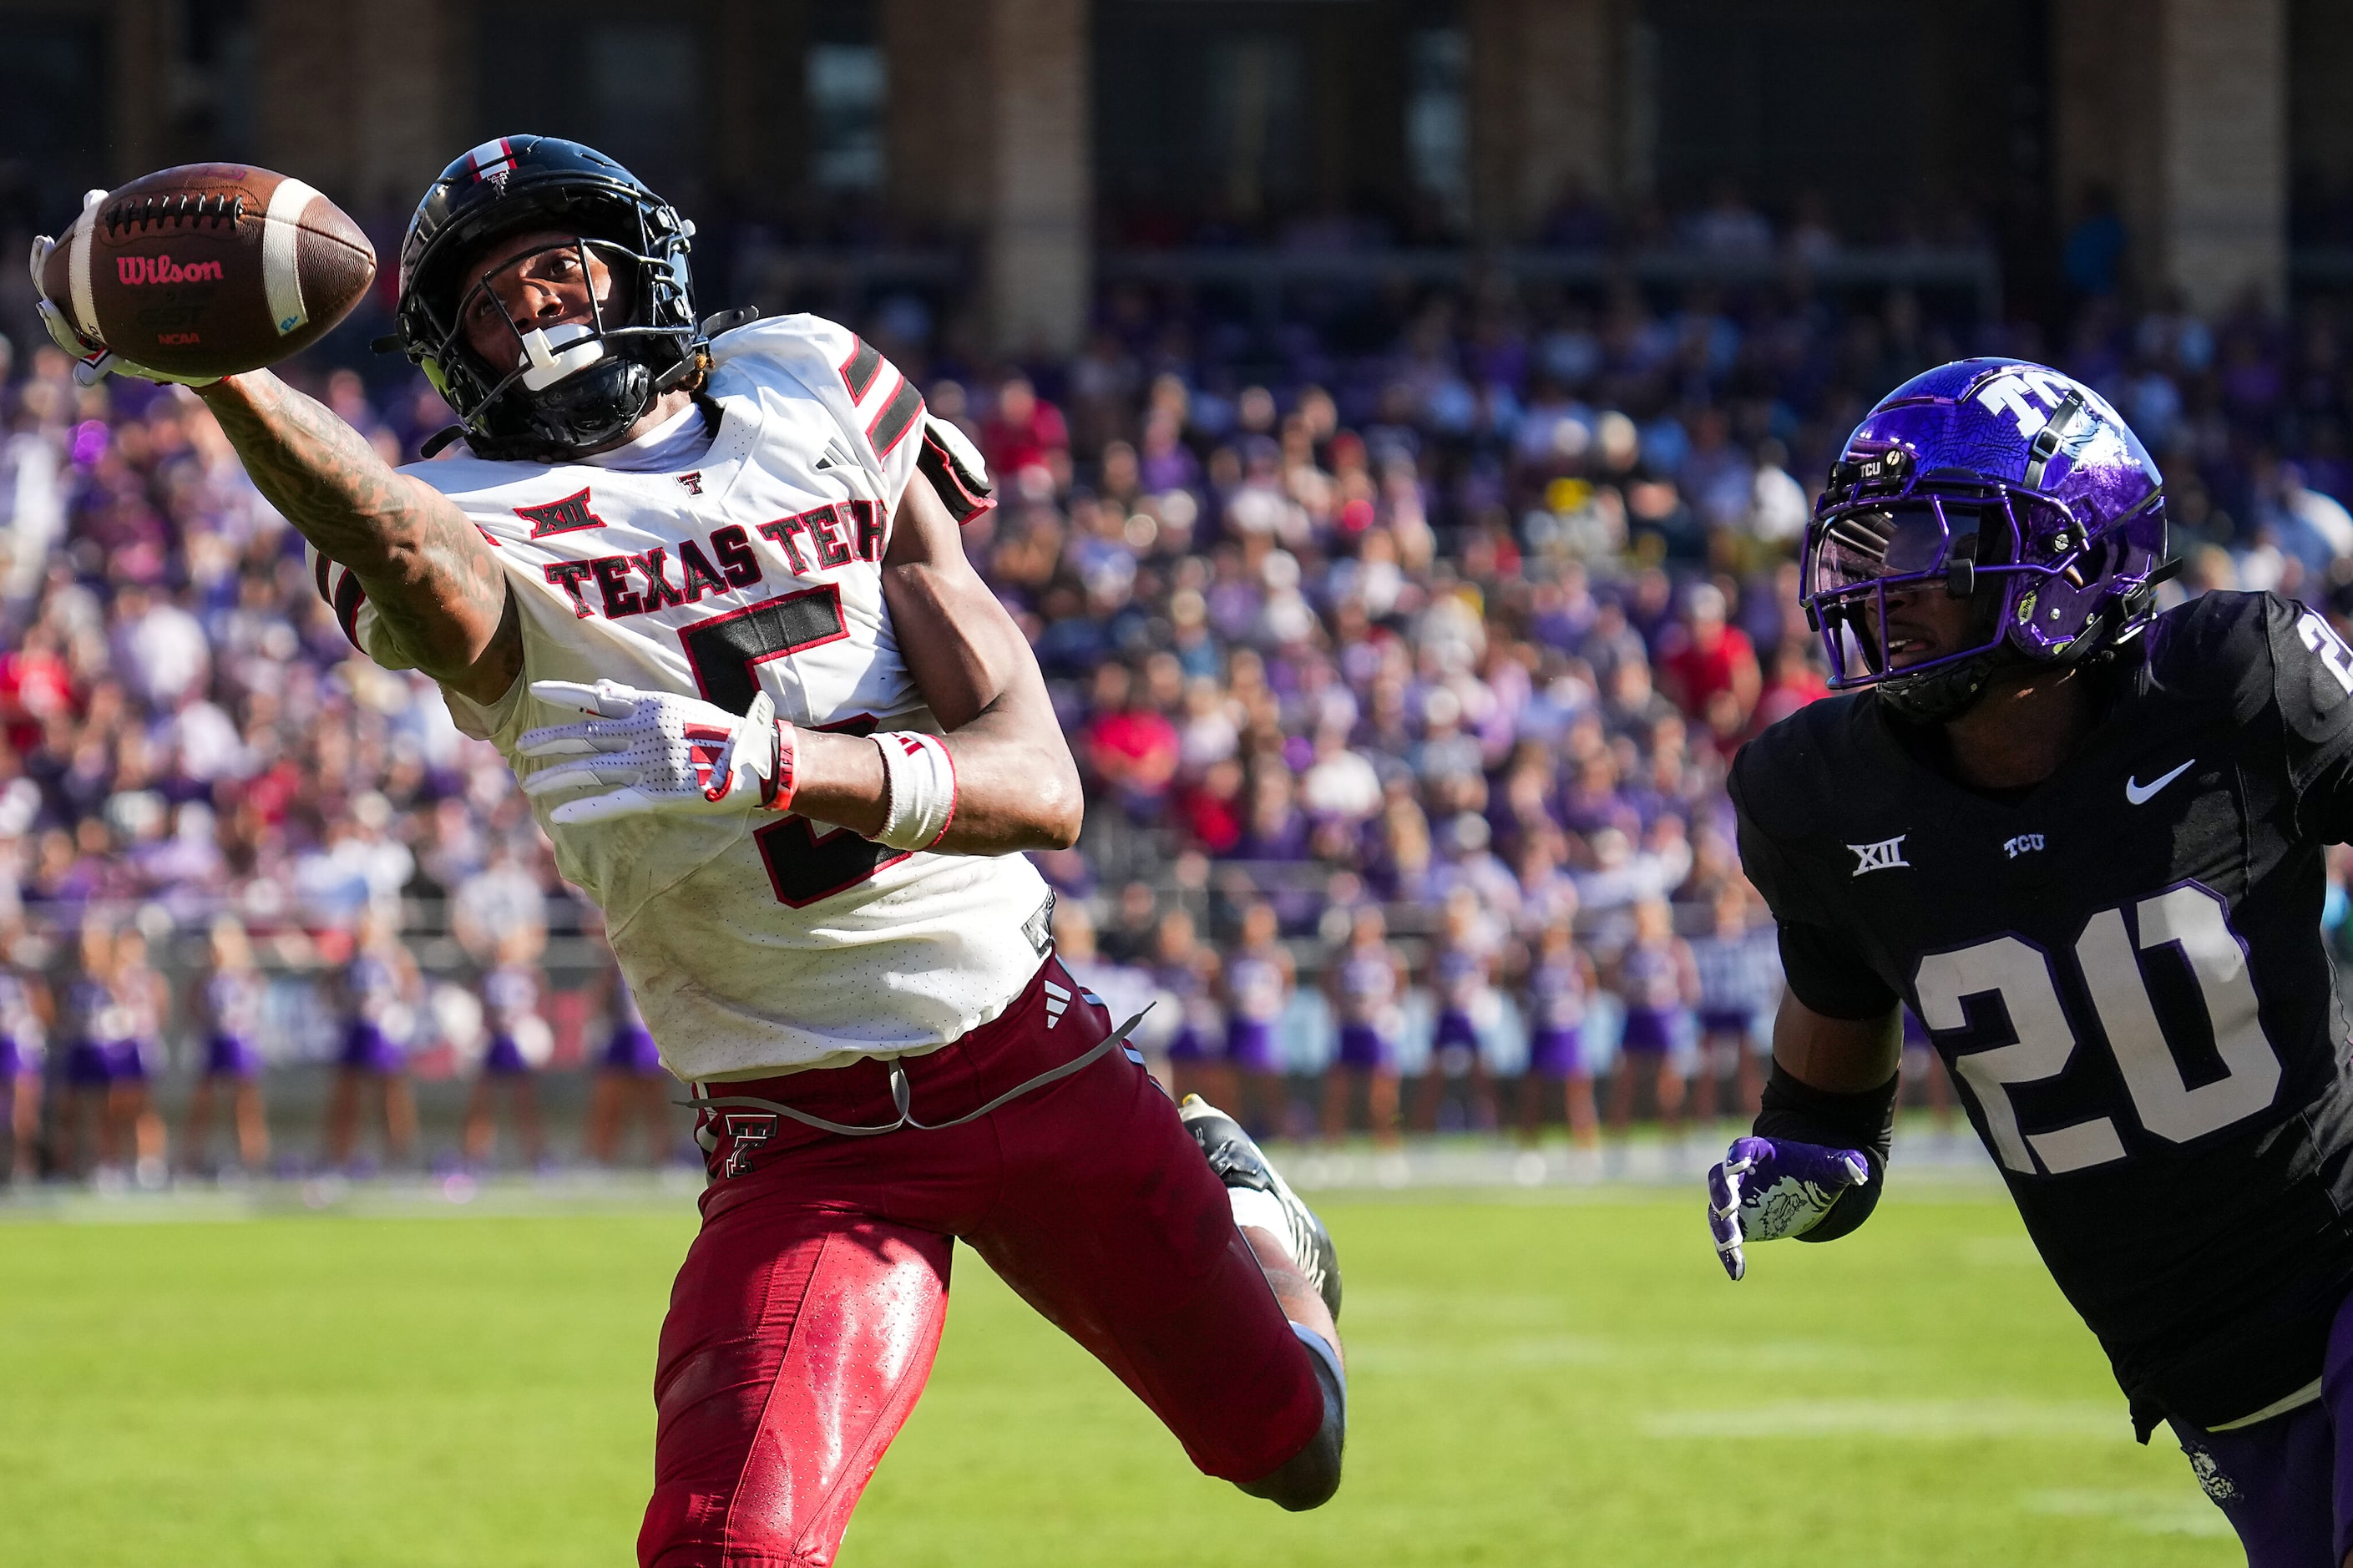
[0,1181,2234,1566]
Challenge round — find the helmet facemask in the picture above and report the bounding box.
[1805,471,2145,721]
[431,235,670,458]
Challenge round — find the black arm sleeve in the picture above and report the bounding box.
[1754,1060,1897,1244]
[1776,921,1901,1020]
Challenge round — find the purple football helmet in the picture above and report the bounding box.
[1803,358,2168,721]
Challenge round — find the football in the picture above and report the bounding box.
[38,163,375,380]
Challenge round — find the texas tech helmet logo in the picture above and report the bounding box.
[514,487,607,539]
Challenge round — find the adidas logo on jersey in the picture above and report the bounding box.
[813,438,858,473]
[1039,979,1108,1034]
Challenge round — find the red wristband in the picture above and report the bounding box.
[762,720,797,812]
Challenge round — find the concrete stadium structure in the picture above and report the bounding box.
[0,2,2339,352]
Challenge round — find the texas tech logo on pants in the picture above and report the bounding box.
[721,1112,779,1177]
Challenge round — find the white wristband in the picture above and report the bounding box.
[873,731,957,851]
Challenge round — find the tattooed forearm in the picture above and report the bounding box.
[195,372,519,701]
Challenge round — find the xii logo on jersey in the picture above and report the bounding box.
[1848,835,1910,876]
[514,487,608,539]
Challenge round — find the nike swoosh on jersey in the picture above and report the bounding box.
[2124,758,2196,805]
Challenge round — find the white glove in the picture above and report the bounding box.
[30,191,218,389]
[517,680,795,826]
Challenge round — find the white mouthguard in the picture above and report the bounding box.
[518,321,605,391]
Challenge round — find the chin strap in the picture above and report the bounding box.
[418,425,468,459]
[2117,556,2184,628]
[1879,650,2001,723]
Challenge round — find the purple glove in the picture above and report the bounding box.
[1706,1135,1870,1282]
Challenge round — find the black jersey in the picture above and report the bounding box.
[1731,590,2353,1435]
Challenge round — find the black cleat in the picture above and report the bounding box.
[1180,1095,1341,1323]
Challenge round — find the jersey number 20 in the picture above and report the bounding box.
[678,584,909,908]
[1914,883,2281,1175]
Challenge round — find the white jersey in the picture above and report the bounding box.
[311,316,1052,1079]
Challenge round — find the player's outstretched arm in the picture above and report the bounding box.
[842,463,1083,854]
[1707,993,1900,1280]
[195,372,520,703]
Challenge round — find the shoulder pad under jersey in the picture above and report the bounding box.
[2140,589,2276,719]
[1730,691,1870,843]
[711,312,927,477]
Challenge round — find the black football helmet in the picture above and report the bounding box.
[393,135,706,462]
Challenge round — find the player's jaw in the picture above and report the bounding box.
[1877,585,1974,670]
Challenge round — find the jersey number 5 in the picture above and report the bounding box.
[1914,883,2282,1175]
[678,584,908,908]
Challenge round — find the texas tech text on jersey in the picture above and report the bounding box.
[311,314,1052,1081]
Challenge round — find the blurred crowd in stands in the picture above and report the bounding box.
[9,255,2353,1186]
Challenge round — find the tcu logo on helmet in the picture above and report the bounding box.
[1971,366,2123,442]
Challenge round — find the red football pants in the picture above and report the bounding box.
[638,956,1328,1568]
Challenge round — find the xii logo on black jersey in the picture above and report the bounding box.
[1847,835,1909,875]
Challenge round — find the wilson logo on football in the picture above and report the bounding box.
[115,255,226,286]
